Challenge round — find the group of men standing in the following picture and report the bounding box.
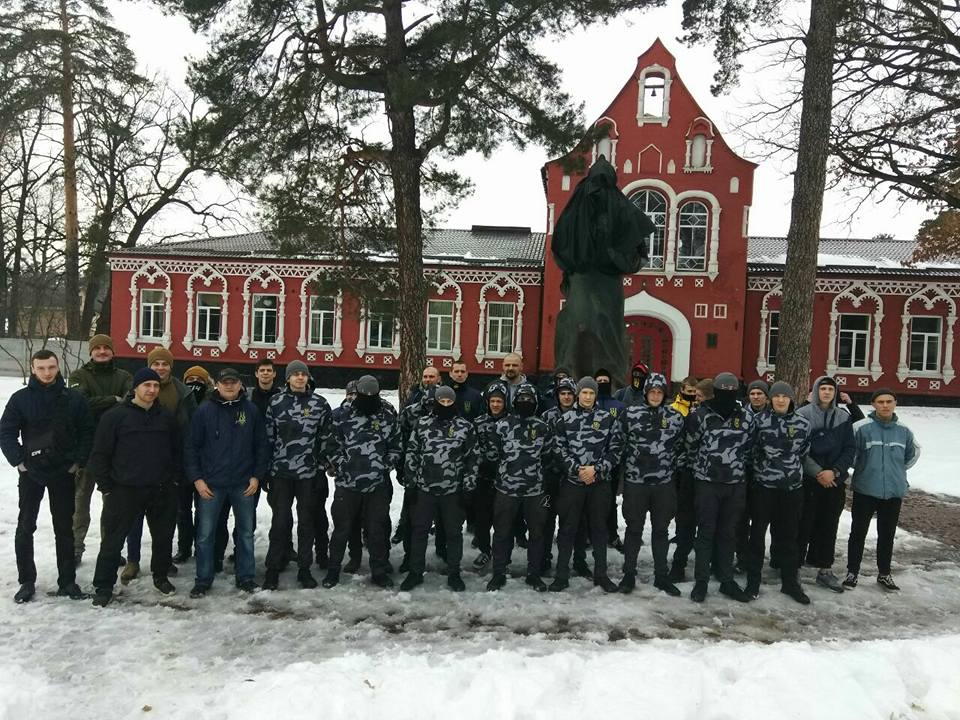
[0,339,919,606]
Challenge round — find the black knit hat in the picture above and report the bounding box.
[870,387,896,402]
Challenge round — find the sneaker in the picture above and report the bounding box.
[189,583,210,599]
[842,572,858,589]
[781,583,811,605]
[297,568,318,589]
[486,574,507,591]
[594,575,619,593]
[14,583,35,604]
[690,581,708,603]
[56,583,88,600]
[816,570,845,593]
[653,575,682,597]
[262,570,280,591]
[371,574,394,589]
[618,573,636,594]
[322,570,340,589]
[719,580,750,603]
[120,561,140,585]
[400,572,423,591]
[573,561,592,579]
[548,577,569,592]
[92,590,112,607]
[668,564,686,584]
[525,575,547,592]
[472,552,491,571]
[153,577,176,595]
[447,573,466,592]
[877,574,900,592]
[236,579,259,593]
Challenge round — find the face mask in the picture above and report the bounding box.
[354,393,380,415]
[515,399,537,418]
[596,380,612,398]
[632,373,644,390]
[710,388,739,418]
[434,402,456,421]
[681,392,696,403]
[187,381,207,403]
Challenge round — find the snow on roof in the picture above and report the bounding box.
[746,236,960,270]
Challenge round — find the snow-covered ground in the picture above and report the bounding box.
[1,377,959,719]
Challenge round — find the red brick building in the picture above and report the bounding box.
[108,39,960,399]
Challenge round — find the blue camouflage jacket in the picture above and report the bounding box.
[405,414,479,495]
[751,408,812,491]
[486,414,555,497]
[475,412,508,482]
[619,402,686,485]
[555,404,623,485]
[325,400,400,492]
[266,387,332,482]
[684,403,754,484]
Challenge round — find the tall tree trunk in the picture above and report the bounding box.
[60,0,81,339]
[775,0,839,401]
[384,0,426,401]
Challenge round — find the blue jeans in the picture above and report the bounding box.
[195,483,256,586]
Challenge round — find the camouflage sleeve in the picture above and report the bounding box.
[315,401,333,466]
[557,418,580,476]
[386,416,402,472]
[682,412,701,472]
[461,426,479,492]
[600,415,624,481]
[322,418,343,474]
[403,421,421,488]
[265,398,277,449]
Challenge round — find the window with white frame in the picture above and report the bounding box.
[308,296,335,347]
[909,316,942,372]
[642,74,665,118]
[139,289,165,339]
[195,292,222,343]
[713,303,727,319]
[677,201,708,271]
[630,190,666,269]
[690,134,708,169]
[767,311,780,366]
[252,294,279,345]
[694,303,708,318]
[426,300,454,353]
[837,314,870,370]
[367,300,395,351]
[486,302,515,354]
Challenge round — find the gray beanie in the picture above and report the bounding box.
[435,385,456,403]
[578,376,599,394]
[285,360,309,381]
[714,372,739,391]
[747,379,770,396]
[356,375,379,396]
[769,381,795,401]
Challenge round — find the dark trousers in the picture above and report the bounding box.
[328,484,391,576]
[313,478,329,560]
[799,477,846,569]
[492,492,546,576]
[671,471,696,570]
[606,482,620,542]
[622,481,677,578]
[472,479,496,555]
[399,487,417,557]
[847,492,903,576]
[735,480,753,565]
[265,476,316,571]
[693,481,746,584]
[16,473,76,587]
[555,481,611,580]
[409,490,465,575]
[542,488,558,566]
[747,484,803,586]
[175,480,195,556]
[93,484,177,591]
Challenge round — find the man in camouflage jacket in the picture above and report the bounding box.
[469,380,509,570]
[539,376,577,574]
[618,373,685,596]
[262,361,332,590]
[485,383,555,592]
[746,381,812,604]
[549,377,623,593]
[322,376,400,589]
[401,386,478,591]
[394,385,436,570]
[685,372,754,603]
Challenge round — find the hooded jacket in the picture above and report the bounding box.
[325,399,400,492]
[555,403,623,485]
[486,413,555,497]
[751,407,812,491]
[265,385,332,482]
[68,360,133,424]
[684,401,754,485]
[184,391,269,488]
[619,396,685,485]
[851,412,920,499]
[795,376,857,481]
[405,412,478,495]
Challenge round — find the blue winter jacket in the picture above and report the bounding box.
[851,412,920,500]
[184,392,269,488]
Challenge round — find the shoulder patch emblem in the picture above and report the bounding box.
[464,401,472,413]
[609,408,618,417]
[448,425,455,438]
[733,418,741,429]
[529,427,538,441]
[236,411,247,426]
[661,417,669,429]
[592,420,601,430]
[372,420,381,431]
[788,426,796,438]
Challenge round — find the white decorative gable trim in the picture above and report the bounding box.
[183,264,228,352]
[297,268,343,357]
[636,64,672,127]
[825,283,884,381]
[432,272,463,360]
[240,266,286,354]
[756,287,783,376]
[897,284,957,384]
[475,273,525,363]
[126,261,172,349]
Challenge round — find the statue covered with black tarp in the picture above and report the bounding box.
[552,157,654,389]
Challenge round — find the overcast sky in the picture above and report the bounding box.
[108,0,933,241]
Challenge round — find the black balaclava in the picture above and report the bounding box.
[434,386,457,421]
[354,394,380,415]
[187,381,208,404]
[594,367,612,398]
[630,362,650,391]
[514,384,538,418]
[710,388,738,418]
[681,390,697,403]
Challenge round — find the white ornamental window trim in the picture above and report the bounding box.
[675,190,721,281]
[239,266,286,354]
[475,273,525,363]
[427,273,463,360]
[683,117,716,174]
[356,298,401,360]
[756,286,783,376]
[622,178,678,278]
[183,263,229,352]
[896,284,957,384]
[636,64,672,127]
[825,283,884,381]
[591,117,619,169]
[297,269,344,357]
[126,261,172,349]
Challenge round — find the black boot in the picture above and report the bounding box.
[525,575,547,592]
[572,560,592,579]
[173,548,191,564]
[745,578,761,600]
[297,568,318,589]
[594,575,619,593]
[322,569,340,589]
[486,574,507,591]
[343,555,362,574]
[447,572,466,592]
[371,574,394,588]
[653,575,681,597]
[719,580,750,603]
[189,583,210,599]
[400,572,423,591]
[548,577,569,592]
[690,581,708,603]
[153,577,176,595]
[56,583,88,600]
[781,582,811,605]
[668,563,686,584]
[13,583,35,604]
[91,590,112,607]
[262,569,280,591]
[618,573,636,594]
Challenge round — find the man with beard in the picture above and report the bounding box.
[322,376,400,589]
[499,353,527,410]
[69,334,132,566]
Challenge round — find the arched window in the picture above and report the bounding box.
[677,201,708,271]
[690,135,707,168]
[642,74,665,118]
[630,189,666,270]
